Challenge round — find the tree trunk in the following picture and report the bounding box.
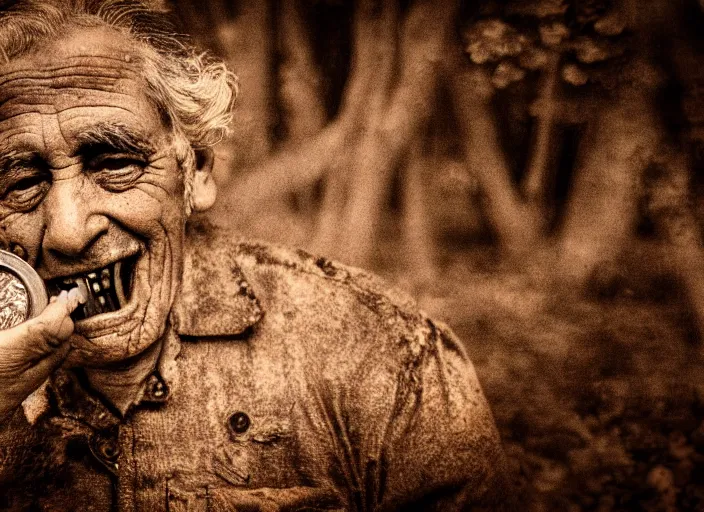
[214,0,274,182]
[277,0,326,144]
[312,0,400,256]
[402,135,437,284]
[557,91,658,287]
[277,0,327,218]
[522,52,561,211]
[648,151,704,340]
[448,66,541,257]
[339,0,457,267]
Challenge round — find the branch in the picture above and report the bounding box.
[211,121,345,219]
[521,51,560,207]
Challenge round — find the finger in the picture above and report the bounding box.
[67,286,87,307]
[1,291,78,356]
[27,291,78,350]
[20,342,72,392]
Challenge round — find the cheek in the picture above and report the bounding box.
[103,189,186,239]
[104,165,187,237]
[0,210,45,265]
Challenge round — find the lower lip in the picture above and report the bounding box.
[73,283,141,334]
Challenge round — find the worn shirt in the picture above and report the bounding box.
[0,222,509,511]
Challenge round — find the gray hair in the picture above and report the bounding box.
[0,0,238,211]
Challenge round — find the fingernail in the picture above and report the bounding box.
[67,287,84,309]
[57,290,69,303]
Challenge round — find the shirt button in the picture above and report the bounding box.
[144,372,170,402]
[89,434,121,474]
[96,438,120,462]
[228,411,251,434]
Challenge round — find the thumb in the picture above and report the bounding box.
[1,290,79,361]
[0,291,80,420]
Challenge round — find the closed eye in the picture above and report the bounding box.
[0,171,50,211]
[99,157,144,171]
[88,154,146,192]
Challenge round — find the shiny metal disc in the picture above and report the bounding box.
[0,250,48,330]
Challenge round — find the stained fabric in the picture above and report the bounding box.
[0,221,510,511]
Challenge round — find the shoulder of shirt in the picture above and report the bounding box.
[176,218,457,367]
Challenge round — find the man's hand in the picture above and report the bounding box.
[0,289,83,422]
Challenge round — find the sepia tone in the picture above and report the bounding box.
[180,0,704,509]
[0,0,505,510]
[1,0,703,510]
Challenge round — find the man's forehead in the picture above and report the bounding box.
[0,25,146,105]
[0,25,166,152]
[0,25,141,74]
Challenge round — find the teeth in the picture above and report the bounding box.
[113,261,127,308]
[46,259,132,320]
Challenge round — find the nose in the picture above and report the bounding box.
[42,177,109,259]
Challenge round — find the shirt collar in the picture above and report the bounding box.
[25,329,181,427]
[170,218,263,338]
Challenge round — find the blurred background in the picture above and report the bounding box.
[165,0,704,509]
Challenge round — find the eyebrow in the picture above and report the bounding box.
[0,149,41,174]
[0,124,156,172]
[75,123,156,158]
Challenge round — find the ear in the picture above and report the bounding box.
[191,147,217,213]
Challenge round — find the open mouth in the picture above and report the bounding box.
[45,255,138,320]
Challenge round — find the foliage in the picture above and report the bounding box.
[462,0,629,92]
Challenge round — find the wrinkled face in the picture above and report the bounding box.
[0,27,189,365]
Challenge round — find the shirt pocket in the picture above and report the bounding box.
[166,473,342,512]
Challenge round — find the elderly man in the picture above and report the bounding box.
[0,0,509,510]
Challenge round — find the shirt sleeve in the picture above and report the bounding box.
[334,318,513,511]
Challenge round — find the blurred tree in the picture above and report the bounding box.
[169,0,704,321]
[187,0,458,275]
[455,0,650,285]
[171,0,274,174]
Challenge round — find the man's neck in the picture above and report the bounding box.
[83,338,163,416]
